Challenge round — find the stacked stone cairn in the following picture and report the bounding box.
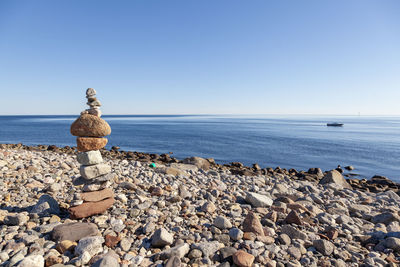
[69,88,114,219]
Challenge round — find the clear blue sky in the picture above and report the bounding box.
[0,0,399,115]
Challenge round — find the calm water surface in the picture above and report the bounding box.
[0,115,399,181]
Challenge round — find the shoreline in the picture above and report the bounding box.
[1,142,399,195]
[1,145,400,266]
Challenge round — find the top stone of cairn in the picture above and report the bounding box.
[86,88,97,97]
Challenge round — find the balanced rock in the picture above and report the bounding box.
[80,188,114,202]
[77,150,103,165]
[80,164,111,179]
[77,137,108,152]
[69,197,115,219]
[86,88,97,97]
[70,114,111,137]
[319,170,352,189]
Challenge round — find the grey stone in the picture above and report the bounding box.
[229,228,243,241]
[156,243,190,260]
[4,213,29,226]
[165,256,181,267]
[313,239,335,256]
[75,236,104,257]
[77,150,103,165]
[219,246,237,261]
[92,255,119,267]
[52,222,99,242]
[319,170,352,189]
[384,237,400,251]
[79,164,111,179]
[245,192,273,207]
[213,216,232,230]
[281,225,307,240]
[30,194,60,215]
[17,255,44,267]
[151,228,174,247]
[372,212,400,225]
[191,241,221,258]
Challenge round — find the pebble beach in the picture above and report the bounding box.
[1,145,400,267]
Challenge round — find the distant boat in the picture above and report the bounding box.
[327,122,344,127]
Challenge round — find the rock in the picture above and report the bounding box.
[52,222,99,242]
[16,254,44,267]
[4,213,29,226]
[214,216,232,229]
[281,225,307,240]
[156,243,190,259]
[345,165,354,171]
[80,188,114,202]
[384,237,400,251]
[105,235,120,248]
[92,255,119,267]
[75,236,105,257]
[69,197,114,219]
[31,194,60,215]
[165,256,181,267]
[242,211,264,236]
[77,137,108,152]
[157,167,185,176]
[182,156,210,170]
[80,164,111,179]
[86,88,97,96]
[229,228,244,241]
[285,210,302,225]
[77,150,103,165]
[70,114,111,137]
[192,241,222,258]
[233,250,255,267]
[219,246,237,262]
[319,170,352,189]
[56,240,78,253]
[151,228,174,247]
[201,202,216,213]
[372,212,400,225]
[313,239,335,256]
[245,192,273,207]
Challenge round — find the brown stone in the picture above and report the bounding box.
[77,137,108,152]
[243,232,256,241]
[233,250,255,267]
[56,240,77,254]
[80,188,114,202]
[69,197,115,219]
[70,114,111,137]
[285,210,303,225]
[242,211,264,236]
[105,234,120,248]
[150,187,164,196]
[326,229,338,240]
[45,255,62,267]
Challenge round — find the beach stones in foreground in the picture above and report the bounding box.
[70,114,111,137]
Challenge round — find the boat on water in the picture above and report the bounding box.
[327,122,344,127]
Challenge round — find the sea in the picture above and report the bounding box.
[0,115,399,182]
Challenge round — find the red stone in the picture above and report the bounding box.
[69,197,114,219]
[105,234,120,248]
[242,211,264,236]
[80,188,114,202]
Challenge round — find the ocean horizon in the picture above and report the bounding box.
[0,114,399,182]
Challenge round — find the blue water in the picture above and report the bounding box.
[0,115,399,181]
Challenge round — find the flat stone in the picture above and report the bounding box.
[77,150,103,165]
[191,241,222,258]
[242,211,264,236]
[281,225,308,240]
[80,164,111,179]
[165,256,181,267]
[73,173,115,186]
[52,222,99,242]
[4,213,29,226]
[77,137,108,152]
[182,156,210,170]
[319,170,352,189]
[31,194,60,215]
[80,188,114,202]
[69,197,115,219]
[245,192,273,207]
[233,250,255,267]
[372,212,400,225]
[156,243,190,260]
[70,114,111,137]
[151,228,174,247]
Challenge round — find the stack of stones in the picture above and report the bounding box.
[69,88,115,219]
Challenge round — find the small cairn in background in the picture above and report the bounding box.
[69,88,114,219]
